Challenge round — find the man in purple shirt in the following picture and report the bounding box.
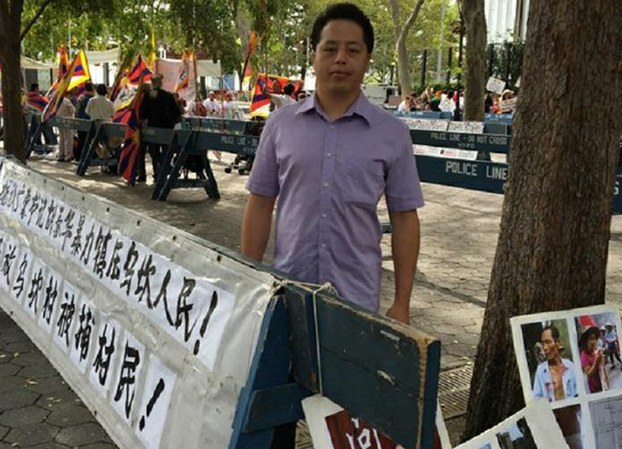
[241,2,423,325]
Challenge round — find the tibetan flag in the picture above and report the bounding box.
[127,54,152,84]
[241,31,258,90]
[112,97,133,124]
[250,74,303,116]
[42,53,81,122]
[174,51,191,93]
[26,91,49,112]
[46,46,70,98]
[242,64,253,91]
[67,50,91,91]
[250,74,271,114]
[118,77,145,186]
[58,46,69,79]
[109,68,128,103]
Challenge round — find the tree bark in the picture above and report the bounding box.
[0,0,26,162]
[389,0,425,97]
[464,0,622,439]
[462,0,486,121]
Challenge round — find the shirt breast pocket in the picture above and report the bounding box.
[341,159,386,210]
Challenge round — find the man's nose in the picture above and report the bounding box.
[334,46,348,63]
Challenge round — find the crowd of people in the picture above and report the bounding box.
[396,87,517,115]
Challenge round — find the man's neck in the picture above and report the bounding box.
[548,356,563,367]
[315,88,361,122]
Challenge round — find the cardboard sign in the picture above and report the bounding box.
[486,77,506,95]
[302,395,451,449]
[499,97,517,113]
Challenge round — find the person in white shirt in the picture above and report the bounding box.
[270,83,297,110]
[56,95,76,161]
[202,90,221,115]
[86,84,115,121]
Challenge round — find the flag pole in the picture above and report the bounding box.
[192,50,199,101]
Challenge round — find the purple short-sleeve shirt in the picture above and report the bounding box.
[247,92,424,311]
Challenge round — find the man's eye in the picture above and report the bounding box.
[323,47,336,53]
[348,47,361,54]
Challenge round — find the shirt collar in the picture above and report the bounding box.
[296,91,374,127]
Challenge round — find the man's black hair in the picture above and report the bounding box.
[96,84,107,96]
[542,325,560,341]
[283,83,295,96]
[30,83,39,91]
[84,82,94,92]
[311,2,374,54]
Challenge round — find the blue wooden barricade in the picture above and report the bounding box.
[77,121,126,176]
[153,129,258,201]
[152,128,221,201]
[230,284,441,449]
[411,128,622,214]
[182,116,249,134]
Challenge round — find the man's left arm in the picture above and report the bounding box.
[387,209,420,325]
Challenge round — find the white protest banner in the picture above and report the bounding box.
[454,400,569,449]
[511,304,622,448]
[486,77,506,95]
[0,160,279,449]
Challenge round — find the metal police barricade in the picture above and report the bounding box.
[0,160,441,449]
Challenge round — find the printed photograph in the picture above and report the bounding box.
[589,395,622,449]
[520,319,578,402]
[495,417,537,449]
[575,312,622,394]
[554,404,584,449]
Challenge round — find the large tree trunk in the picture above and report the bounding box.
[463,0,622,439]
[462,0,486,121]
[0,0,26,163]
[389,0,425,97]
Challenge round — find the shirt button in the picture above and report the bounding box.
[322,213,327,218]
[330,125,335,129]
[326,153,332,157]
[322,243,327,248]
[323,182,329,187]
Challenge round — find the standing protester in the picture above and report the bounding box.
[139,74,182,182]
[25,83,57,148]
[74,82,95,160]
[86,84,115,121]
[56,95,75,162]
[241,5,423,447]
[202,90,221,116]
[242,2,422,322]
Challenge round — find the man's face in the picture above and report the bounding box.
[541,329,560,361]
[312,19,370,97]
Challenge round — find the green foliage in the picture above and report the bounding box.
[17,0,462,85]
[488,40,524,89]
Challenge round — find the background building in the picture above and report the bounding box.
[485,0,530,43]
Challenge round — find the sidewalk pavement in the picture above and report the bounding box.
[1,153,622,447]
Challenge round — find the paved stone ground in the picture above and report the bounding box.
[1,152,622,447]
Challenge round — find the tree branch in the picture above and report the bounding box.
[20,0,54,41]
[397,0,426,46]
